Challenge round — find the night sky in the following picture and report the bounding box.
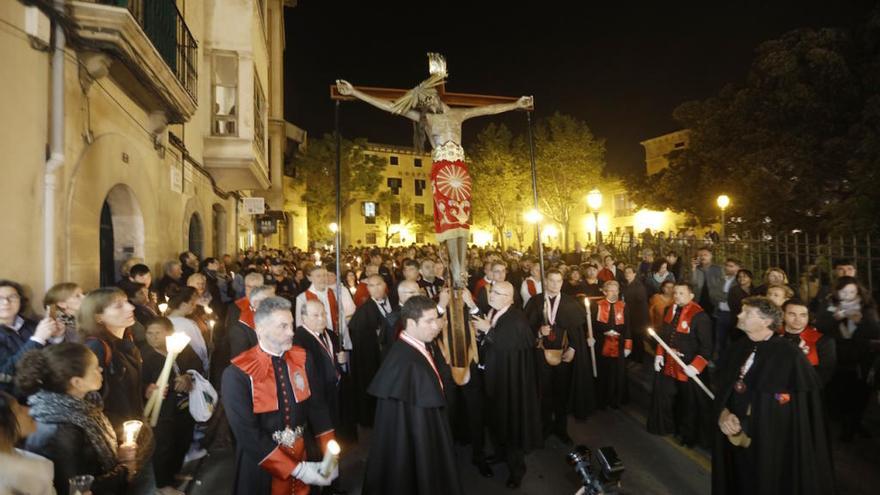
[283,1,873,177]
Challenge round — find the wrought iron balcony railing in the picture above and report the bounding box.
[91,0,197,100]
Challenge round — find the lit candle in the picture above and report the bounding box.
[143,332,191,426]
[208,319,215,329]
[319,440,341,477]
[122,420,143,447]
[158,302,168,315]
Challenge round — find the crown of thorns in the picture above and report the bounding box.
[390,53,448,115]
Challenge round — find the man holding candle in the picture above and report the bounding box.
[222,297,337,494]
[592,280,632,409]
[363,296,463,495]
[646,282,713,448]
[524,269,594,444]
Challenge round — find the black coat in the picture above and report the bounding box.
[363,339,463,495]
[0,317,41,396]
[84,330,145,430]
[481,308,543,451]
[711,336,834,495]
[623,279,650,337]
[348,299,399,426]
[221,348,334,495]
[524,293,595,418]
[26,422,127,495]
[228,320,258,360]
[292,327,340,427]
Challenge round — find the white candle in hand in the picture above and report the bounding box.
[144,333,191,426]
[319,440,341,477]
[122,420,143,447]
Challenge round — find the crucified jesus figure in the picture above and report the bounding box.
[337,61,532,289]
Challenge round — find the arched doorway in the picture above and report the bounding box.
[98,184,145,288]
[188,212,204,259]
[99,201,114,287]
[212,204,227,258]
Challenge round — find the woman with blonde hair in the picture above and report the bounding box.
[44,282,84,343]
[755,267,789,296]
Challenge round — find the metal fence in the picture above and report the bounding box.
[602,232,878,294]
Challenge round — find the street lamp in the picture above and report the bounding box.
[329,222,339,233]
[716,194,730,242]
[586,188,603,244]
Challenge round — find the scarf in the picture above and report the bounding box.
[830,298,862,339]
[28,390,118,471]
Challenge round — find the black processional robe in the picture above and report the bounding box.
[711,335,834,495]
[482,307,543,452]
[363,337,463,495]
[524,293,595,419]
[348,298,399,426]
[221,346,335,495]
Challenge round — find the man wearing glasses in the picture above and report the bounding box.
[473,281,542,489]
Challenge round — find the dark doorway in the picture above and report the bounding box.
[99,200,115,287]
[188,213,203,259]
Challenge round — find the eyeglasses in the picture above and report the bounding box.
[0,295,21,304]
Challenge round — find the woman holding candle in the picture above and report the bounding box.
[166,288,211,374]
[80,288,156,495]
[17,343,132,494]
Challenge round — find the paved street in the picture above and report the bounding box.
[183,361,880,495]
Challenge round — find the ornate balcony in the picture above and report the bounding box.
[69,0,198,123]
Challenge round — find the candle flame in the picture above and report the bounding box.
[647,327,656,337]
[123,420,143,445]
[166,332,191,354]
[158,303,168,314]
[327,439,341,455]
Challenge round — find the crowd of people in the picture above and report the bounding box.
[0,241,877,494]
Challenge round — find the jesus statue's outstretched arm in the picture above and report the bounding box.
[336,79,420,122]
[459,96,534,121]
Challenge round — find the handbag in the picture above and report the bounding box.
[539,329,569,366]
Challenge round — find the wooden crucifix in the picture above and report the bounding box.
[331,53,533,385]
[332,53,532,288]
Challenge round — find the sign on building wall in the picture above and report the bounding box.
[170,158,183,194]
[242,197,265,215]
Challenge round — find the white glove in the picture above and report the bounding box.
[292,461,335,486]
[605,330,620,337]
[587,337,596,348]
[684,365,699,378]
[624,349,631,358]
[654,355,664,372]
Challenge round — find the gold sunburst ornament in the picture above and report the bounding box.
[436,165,472,202]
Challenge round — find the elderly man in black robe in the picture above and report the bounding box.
[473,281,542,489]
[221,297,337,495]
[363,296,463,495]
[712,296,834,494]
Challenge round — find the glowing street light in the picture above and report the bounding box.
[716,194,730,242]
[586,188,602,244]
[524,209,542,224]
[329,222,339,233]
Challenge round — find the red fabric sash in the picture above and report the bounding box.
[473,277,489,300]
[235,296,254,329]
[305,289,338,332]
[597,299,625,325]
[799,326,822,366]
[663,301,703,334]
[231,346,311,414]
[659,301,706,381]
[354,281,370,307]
[526,279,537,296]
